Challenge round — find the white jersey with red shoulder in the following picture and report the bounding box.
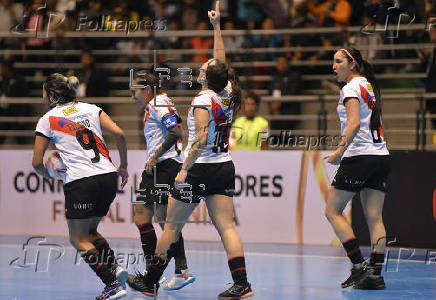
[338,76,389,158]
[143,93,182,163]
[185,81,233,163]
[35,102,116,183]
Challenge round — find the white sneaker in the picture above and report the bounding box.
[162,270,195,291]
[115,266,128,290]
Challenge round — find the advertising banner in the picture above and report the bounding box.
[0,150,345,245]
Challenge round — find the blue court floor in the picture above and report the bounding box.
[0,235,435,300]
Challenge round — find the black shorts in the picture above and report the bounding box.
[171,161,235,204]
[137,158,181,205]
[332,155,390,193]
[64,172,118,219]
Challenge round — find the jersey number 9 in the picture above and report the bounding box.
[76,128,101,163]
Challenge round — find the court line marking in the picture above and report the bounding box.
[0,244,430,264]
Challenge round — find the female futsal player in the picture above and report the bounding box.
[32,73,129,300]
[325,48,390,289]
[131,2,253,299]
[126,67,195,291]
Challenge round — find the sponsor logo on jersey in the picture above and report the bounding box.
[62,106,78,116]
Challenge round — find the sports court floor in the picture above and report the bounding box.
[1,235,434,300]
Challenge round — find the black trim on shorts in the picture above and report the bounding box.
[331,155,390,193]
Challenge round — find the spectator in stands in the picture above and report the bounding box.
[251,18,282,60]
[161,19,183,60]
[0,0,23,48]
[290,0,313,28]
[306,37,334,74]
[0,58,30,144]
[179,0,200,30]
[190,21,213,63]
[269,55,302,130]
[22,0,51,50]
[238,0,263,25]
[223,20,244,61]
[79,0,112,49]
[81,0,109,20]
[263,0,290,28]
[292,20,322,60]
[76,50,109,99]
[281,34,302,62]
[250,18,282,89]
[306,0,352,28]
[231,92,269,150]
[110,1,139,26]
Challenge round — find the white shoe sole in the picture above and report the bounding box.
[162,276,196,290]
[108,289,127,300]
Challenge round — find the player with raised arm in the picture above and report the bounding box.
[127,1,253,299]
[32,73,129,300]
[127,67,195,292]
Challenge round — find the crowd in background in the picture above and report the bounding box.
[1,0,436,144]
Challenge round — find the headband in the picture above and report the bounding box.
[340,48,360,69]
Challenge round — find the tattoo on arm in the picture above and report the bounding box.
[182,124,208,171]
[150,126,182,161]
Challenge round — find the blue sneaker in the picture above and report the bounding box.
[114,266,128,290]
[95,282,127,300]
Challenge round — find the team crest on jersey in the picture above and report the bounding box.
[62,106,78,116]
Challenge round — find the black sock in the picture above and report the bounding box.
[342,238,364,265]
[82,248,117,286]
[228,256,248,285]
[145,242,178,285]
[92,238,117,271]
[137,223,157,266]
[370,252,384,275]
[145,255,170,285]
[173,233,188,273]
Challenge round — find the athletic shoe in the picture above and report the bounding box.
[162,270,196,290]
[354,275,386,290]
[341,261,371,288]
[114,266,128,290]
[126,272,159,297]
[217,282,254,299]
[95,282,127,300]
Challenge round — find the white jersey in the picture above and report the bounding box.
[338,76,389,158]
[143,93,182,163]
[185,82,233,163]
[35,102,116,183]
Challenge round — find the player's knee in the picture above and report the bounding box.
[366,212,383,225]
[325,207,340,222]
[213,220,234,236]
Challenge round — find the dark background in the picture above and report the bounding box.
[352,151,436,249]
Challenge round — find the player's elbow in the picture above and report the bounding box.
[32,159,43,171]
[113,128,125,139]
[349,121,360,132]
